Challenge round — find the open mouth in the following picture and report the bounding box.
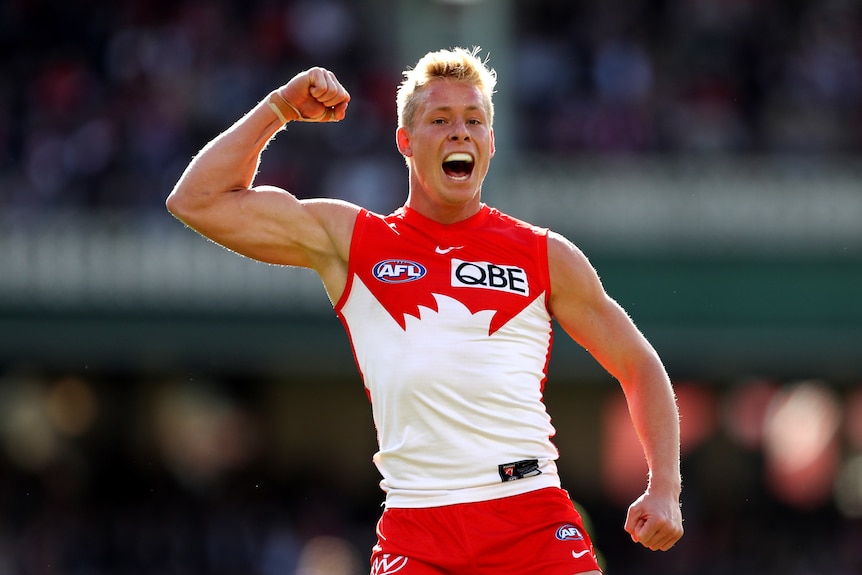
[442,152,474,180]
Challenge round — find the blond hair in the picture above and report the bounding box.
[396,47,497,129]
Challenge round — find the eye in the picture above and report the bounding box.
[432,118,446,124]
[468,118,482,125]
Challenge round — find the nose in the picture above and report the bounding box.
[450,121,470,141]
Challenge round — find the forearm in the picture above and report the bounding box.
[620,354,681,495]
[168,94,286,213]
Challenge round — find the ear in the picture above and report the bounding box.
[489,127,496,158]
[396,126,413,157]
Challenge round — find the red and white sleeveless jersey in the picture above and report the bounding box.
[335,204,561,507]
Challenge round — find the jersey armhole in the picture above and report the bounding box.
[333,207,369,313]
[537,228,552,312]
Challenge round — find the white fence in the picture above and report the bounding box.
[2,158,861,313]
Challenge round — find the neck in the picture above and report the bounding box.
[404,170,484,224]
[404,193,483,224]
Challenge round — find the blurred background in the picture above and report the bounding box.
[1,0,861,573]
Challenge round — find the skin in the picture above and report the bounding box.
[167,67,684,560]
[396,79,495,223]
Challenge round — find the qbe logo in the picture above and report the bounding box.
[451,258,529,295]
[373,260,426,283]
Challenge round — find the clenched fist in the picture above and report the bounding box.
[624,488,684,551]
[269,67,350,123]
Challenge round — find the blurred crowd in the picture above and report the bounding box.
[1,0,862,218]
[513,0,862,155]
[0,0,405,219]
[0,372,860,574]
[2,1,862,573]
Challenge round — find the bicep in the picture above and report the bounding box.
[548,233,659,383]
[174,184,357,269]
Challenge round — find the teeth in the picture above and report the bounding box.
[444,153,473,163]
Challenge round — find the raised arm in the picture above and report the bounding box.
[166,68,358,302]
[547,231,683,551]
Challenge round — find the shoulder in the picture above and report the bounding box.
[304,197,364,222]
[301,198,363,262]
[546,230,604,303]
[485,205,548,235]
[547,231,589,268]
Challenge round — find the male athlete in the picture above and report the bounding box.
[167,47,683,574]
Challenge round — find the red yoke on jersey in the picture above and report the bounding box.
[336,204,561,508]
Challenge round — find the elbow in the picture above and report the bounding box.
[616,350,669,394]
[165,188,183,218]
[165,184,198,224]
[165,189,179,216]
[165,192,186,225]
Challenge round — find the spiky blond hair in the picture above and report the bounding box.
[396,47,497,130]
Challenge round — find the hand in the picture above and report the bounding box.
[624,489,683,551]
[277,67,350,122]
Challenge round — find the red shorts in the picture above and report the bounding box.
[370,487,602,575]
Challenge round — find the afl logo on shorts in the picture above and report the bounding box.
[373,260,426,283]
[556,524,584,541]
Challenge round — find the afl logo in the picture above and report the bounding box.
[373,260,426,283]
[556,524,584,541]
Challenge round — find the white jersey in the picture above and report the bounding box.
[336,204,561,507]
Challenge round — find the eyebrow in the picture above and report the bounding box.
[428,105,485,114]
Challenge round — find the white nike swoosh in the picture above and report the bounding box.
[435,246,463,254]
[572,550,590,559]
